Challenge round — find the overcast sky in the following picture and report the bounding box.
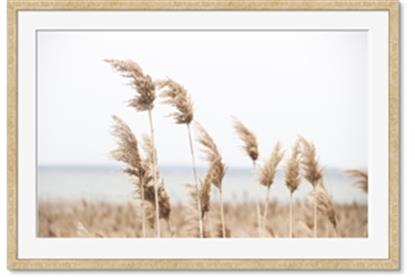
[38,30,368,169]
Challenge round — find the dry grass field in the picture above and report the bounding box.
[38,200,367,238]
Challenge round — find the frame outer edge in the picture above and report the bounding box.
[6,0,402,11]
[7,0,401,270]
[7,0,18,270]
[388,0,400,270]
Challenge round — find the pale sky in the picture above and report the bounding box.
[38,30,368,169]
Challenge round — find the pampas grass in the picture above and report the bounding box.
[313,184,338,237]
[141,135,171,226]
[196,123,226,237]
[105,59,155,112]
[157,79,204,238]
[233,118,259,162]
[111,115,147,237]
[299,137,323,187]
[344,169,368,193]
[111,116,171,237]
[258,142,284,235]
[102,61,366,239]
[185,169,212,238]
[299,136,324,237]
[233,117,262,237]
[285,140,302,237]
[158,79,193,124]
[199,171,212,219]
[106,59,162,238]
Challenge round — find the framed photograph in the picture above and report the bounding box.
[7,0,400,270]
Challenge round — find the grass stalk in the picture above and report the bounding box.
[314,184,337,239]
[257,142,283,237]
[140,183,146,237]
[285,139,301,238]
[195,122,226,238]
[289,192,293,238]
[253,161,262,237]
[187,123,204,238]
[313,189,318,238]
[219,189,226,238]
[148,110,160,238]
[262,186,271,235]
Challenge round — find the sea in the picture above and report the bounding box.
[38,165,367,205]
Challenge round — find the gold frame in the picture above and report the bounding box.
[7,0,400,270]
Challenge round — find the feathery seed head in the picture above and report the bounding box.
[299,136,323,188]
[344,169,368,193]
[199,173,212,217]
[105,59,155,111]
[186,169,212,221]
[139,133,170,219]
[259,142,284,187]
[157,79,194,124]
[111,116,142,179]
[313,184,337,229]
[196,123,225,190]
[111,116,159,211]
[285,140,302,194]
[233,117,259,162]
[143,181,171,221]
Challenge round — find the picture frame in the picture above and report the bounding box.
[7,0,400,270]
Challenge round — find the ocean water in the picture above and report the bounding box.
[38,165,367,205]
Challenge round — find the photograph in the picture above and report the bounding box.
[37,30,369,239]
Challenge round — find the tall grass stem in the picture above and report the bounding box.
[148,110,161,238]
[289,193,293,238]
[253,161,262,237]
[262,186,271,235]
[187,124,204,238]
[219,189,226,238]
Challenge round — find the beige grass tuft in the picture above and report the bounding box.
[157,78,203,237]
[140,134,171,222]
[285,139,302,237]
[142,181,171,222]
[106,58,161,237]
[232,117,262,236]
[344,169,368,193]
[285,140,302,194]
[111,115,142,175]
[196,123,227,237]
[258,143,284,188]
[233,117,259,162]
[299,136,324,238]
[196,123,225,190]
[111,115,148,236]
[158,79,194,124]
[258,142,284,235]
[185,175,211,238]
[105,59,156,112]
[199,172,213,218]
[313,184,338,235]
[111,117,171,236]
[299,136,323,188]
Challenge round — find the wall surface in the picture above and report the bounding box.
[0,0,414,276]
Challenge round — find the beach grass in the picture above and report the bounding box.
[38,200,367,238]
